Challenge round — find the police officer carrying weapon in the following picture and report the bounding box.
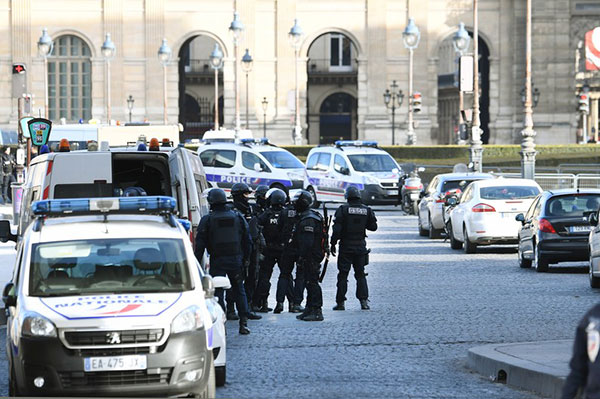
[194,188,258,334]
[254,185,269,212]
[562,302,600,398]
[252,188,294,312]
[331,186,378,311]
[293,190,326,322]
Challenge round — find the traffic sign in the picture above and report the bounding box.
[27,118,52,146]
[12,64,26,74]
[19,117,33,139]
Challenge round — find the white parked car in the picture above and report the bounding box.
[446,178,542,253]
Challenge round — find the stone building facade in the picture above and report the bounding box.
[1,0,598,145]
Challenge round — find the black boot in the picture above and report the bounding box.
[273,302,284,314]
[226,311,239,321]
[296,307,313,320]
[257,299,272,313]
[247,312,262,320]
[303,308,324,321]
[360,299,370,310]
[239,317,250,335]
[290,303,304,313]
[332,302,345,311]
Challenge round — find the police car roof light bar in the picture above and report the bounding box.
[240,137,270,145]
[335,140,378,148]
[32,196,177,217]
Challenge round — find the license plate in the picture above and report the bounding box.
[387,190,398,196]
[410,193,420,200]
[570,225,592,233]
[84,355,147,372]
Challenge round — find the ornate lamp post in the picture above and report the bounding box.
[37,28,53,119]
[520,0,536,179]
[403,18,420,145]
[470,0,484,172]
[453,22,470,144]
[261,97,268,138]
[229,12,244,138]
[241,49,253,129]
[126,95,134,123]
[289,19,304,145]
[383,80,404,145]
[157,38,172,125]
[209,44,224,130]
[101,33,116,124]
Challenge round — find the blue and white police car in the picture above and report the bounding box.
[303,141,402,205]
[0,196,228,397]
[198,138,305,195]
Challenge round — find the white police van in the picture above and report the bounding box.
[0,196,228,397]
[304,141,402,205]
[198,138,305,195]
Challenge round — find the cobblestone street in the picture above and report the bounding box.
[218,208,599,399]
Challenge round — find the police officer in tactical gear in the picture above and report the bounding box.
[230,182,264,314]
[292,190,326,321]
[253,188,294,312]
[562,302,600,399]
[331,185,378,311]
[254,185,270,212]
[195,188,258,334]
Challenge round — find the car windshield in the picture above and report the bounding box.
[29,238,192,297]
[479,186,540,200]
[546,194,600,217]
[347,154,397,172]
[259,151,304,169]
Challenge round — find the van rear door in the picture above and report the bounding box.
[174,147,209,230]
[168,151,190,223]
[49,153,112,198]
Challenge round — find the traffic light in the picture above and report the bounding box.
[579,94,590,114]
[412,92,422,113]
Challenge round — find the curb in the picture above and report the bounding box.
[468,340,571,399]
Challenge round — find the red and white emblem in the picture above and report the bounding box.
[587,321,600,363]
[585,27,600,71]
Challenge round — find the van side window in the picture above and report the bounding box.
[306,153,320,170]
[315,153,331,171]
[334,155,348,173]
[200,150,236,168]
[242,152,270,172]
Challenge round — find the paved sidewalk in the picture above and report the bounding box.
[468,340,573,399]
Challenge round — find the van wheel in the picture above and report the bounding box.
[307,187,320,208]
[215,365,226,387]
[192,353,216,398]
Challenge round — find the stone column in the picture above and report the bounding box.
[144,0,165,123]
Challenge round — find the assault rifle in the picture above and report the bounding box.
[319,204,333,283]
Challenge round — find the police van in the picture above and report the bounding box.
[198,138,305,196]
[303,141,402,205]
[0,196,229,397]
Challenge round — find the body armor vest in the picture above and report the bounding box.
[209,210,242,257]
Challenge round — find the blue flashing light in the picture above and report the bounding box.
[240,138,269,145]
[32,196,177,216]
[177,219,191,232]
[335,140,378,148]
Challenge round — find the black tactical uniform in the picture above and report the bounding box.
[254,185,269,213]
[562,303,600,399]
[194,188,255,334]
[275,201,304,313]
[331,186,378,310]
[1,149,15,204]
[253,188,293,312]
[293,190,325,322]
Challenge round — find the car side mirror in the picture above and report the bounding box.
[445,196,458,206]
[212,276,231,290]
[201,275,215,298]
[0,220,16,243]
[253,163,262,172]
[586,211,599,227]
[515,213,525,224]
[3,282,16,307]
[340,167,350,175]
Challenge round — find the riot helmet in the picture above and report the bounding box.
[266,188,287,207]
[207,188,227,206]
[345,186,361,200]
[231,182,252,198]
[292,190,313,212]
[255,185,269,207]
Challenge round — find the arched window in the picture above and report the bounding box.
[48,35,92,121]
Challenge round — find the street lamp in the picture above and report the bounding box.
[229,11,244,138]
[520,84,540,108]
[289,19,303,145]
[520,0,536,179]
[470,0,484,172]
[101,33,116,124]
[241,49,253,129]
[158,38,172,125]
[403,18,420,145]
[126,95,134,123]
[261,97,268,138]
[210,43,224,130]
[383,80,404,145]
[37,28,53,119]
[453,22,470,144]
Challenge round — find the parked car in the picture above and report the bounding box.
[417,172,494,238]
[584,199,600,287]
[447,178,542,253]
[517,189,600,272]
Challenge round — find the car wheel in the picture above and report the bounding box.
[307,187,320,208]
[518,242,532,269]
[533,244,549,272]
[448,222,462,250]
[418,212,428,236]
[463,226,476,254]
[412,201,419,216]
[215,365,226,387]
[193,353,216,398]
[428,215,442,239]
[590,254,600,288]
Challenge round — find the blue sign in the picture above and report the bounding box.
[27,118,52,146]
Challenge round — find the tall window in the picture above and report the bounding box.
[48,35,92,121]
[329,34,352,71]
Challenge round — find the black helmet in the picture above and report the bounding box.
[255,185,269,200]
[231,182,252,198]
[292,190,313,212]
[345,186,361,200]
[266,188,287,207]
[207,188,227,206]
